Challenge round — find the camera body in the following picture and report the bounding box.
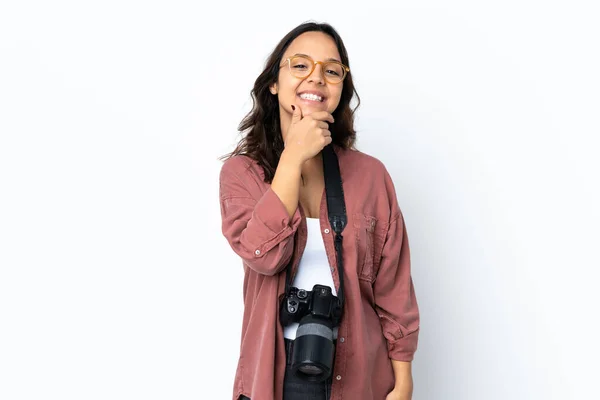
[280,284,342,327]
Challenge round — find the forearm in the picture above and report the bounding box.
[270,149,302,218]
[391,359,413,394]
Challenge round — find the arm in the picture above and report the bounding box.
[270,149,303,218]
[374,208,420,397]
[374,210,420,360]
[219,152,303,276]
[386,360,413,400]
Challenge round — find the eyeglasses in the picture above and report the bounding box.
[280,55,350,84]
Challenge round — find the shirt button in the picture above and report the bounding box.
[324,228,330,234]
[336,375,342,380]
[254,249,260,255]
[339,337,345,343]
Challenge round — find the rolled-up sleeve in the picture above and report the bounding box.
[219,159,302,276]
[373,210,420,361]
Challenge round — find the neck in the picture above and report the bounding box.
[300,153,323,186]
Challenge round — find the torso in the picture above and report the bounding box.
[299,180,324,218]
[298,156,325,219]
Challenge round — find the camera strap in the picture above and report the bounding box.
[284,144,347,313]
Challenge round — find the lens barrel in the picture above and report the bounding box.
[290,314,335,382]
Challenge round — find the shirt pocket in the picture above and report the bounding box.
[353,212,385,282]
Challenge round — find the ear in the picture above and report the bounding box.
[269,83,277,95]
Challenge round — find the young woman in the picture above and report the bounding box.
[219,21,420,400]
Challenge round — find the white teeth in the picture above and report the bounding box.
[299,93,323,102]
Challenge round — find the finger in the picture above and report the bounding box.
[309,111,335,124]
[317,121,329,129]
[321,129,331,137]
[291,104,303,123]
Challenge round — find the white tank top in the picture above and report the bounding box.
[283,217,339,340]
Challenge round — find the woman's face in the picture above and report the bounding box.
[270,31,344,120]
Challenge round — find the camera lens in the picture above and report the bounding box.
[298,365,323,376]
[290,314,335,382]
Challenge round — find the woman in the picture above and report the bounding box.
[219,21,420,400]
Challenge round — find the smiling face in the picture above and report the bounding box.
[270,31,345,136]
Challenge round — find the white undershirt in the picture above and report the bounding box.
[283,217,339,340]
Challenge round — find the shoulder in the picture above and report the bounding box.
[337,146,402,219]
[219,154,262,181]
[337,146,392,181]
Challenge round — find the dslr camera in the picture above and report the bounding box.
[279,284,342,382]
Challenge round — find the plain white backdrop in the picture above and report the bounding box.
[1,1,599,399]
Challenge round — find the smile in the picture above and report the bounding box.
[298,93,324,102]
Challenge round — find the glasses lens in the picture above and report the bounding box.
[288,56,346,83]
[289,56,312,78]
[323,62,344,83]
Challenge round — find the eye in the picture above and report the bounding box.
[326,69,341,76]
[293,64,309,70]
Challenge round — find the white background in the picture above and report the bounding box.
[1,1,599,399]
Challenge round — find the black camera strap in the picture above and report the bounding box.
[284,144,347,314]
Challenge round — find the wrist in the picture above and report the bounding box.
[394,381,413,391]
[280,148,305,169]
[390,359,413,391]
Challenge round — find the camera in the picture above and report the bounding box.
[279,284,342,382]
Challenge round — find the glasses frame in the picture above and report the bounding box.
[280,55,350,84]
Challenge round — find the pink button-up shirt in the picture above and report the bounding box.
[219,145,420,400]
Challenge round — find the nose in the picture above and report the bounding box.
[307,62,325,85]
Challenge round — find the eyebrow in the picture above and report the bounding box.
[294,53,341,63]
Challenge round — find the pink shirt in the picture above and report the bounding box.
[219,145,420,400]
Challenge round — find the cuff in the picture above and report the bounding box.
[251,187,302,255]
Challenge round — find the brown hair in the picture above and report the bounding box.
[220,21,361,183]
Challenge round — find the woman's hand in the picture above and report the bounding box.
[385,387,413,400]
[283,104,334,164]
